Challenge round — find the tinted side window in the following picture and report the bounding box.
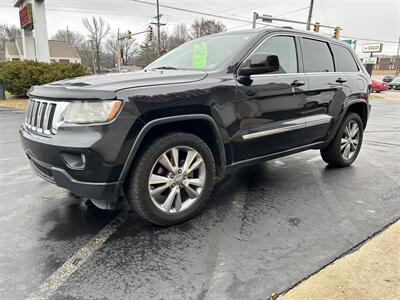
[255,36,298,73]
[331,44,359,72]
[302,38,334,72]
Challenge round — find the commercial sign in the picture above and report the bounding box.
[342,39,354,45]
[362,43,383,53]
[19,4,33,29]
[363,57,378,65]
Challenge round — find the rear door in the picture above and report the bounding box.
[300,37,348,144]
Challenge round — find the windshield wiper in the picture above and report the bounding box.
[153,66,178,70]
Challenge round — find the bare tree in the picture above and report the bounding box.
[52,29,84,47]
[82,16,110,73]
[106,33,138,68]
[190,18,226,38]
[168,24,189,50]
[0,24,21,41]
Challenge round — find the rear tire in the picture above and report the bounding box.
[126,132,215,226]
[320,113,363,168]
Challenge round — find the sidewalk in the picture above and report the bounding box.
[280,220,400,299]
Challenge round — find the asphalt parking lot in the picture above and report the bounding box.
[1,98,399,300]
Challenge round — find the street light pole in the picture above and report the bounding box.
[306,0,315,30]
[396,36,400,77]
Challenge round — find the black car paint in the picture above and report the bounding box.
[19,28,370,205]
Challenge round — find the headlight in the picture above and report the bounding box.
[62,100,122,124]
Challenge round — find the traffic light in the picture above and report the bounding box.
[147,26,153,44]
[127,30,132,39]
[313,22,320,33]
[334,26,342,39]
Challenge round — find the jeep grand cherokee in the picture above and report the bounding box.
[20,28,371,225]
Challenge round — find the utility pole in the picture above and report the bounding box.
[156,0,161,55]
[396,36,400,77]
[150,0,166,56]
[306,0,315,30]
[117,28,121,72]
[66,26,70,45]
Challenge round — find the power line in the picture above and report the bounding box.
[1,2,399,45]
[275,6,309,18]
[130,0,280,28]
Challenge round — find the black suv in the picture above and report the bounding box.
[20,28,370,225]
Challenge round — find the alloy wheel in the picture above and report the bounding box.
[148,146,206,214]
[341,120,360,160]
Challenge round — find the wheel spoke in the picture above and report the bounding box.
[184,183,199,199]
[150,182,171,196]
[343,143,351,159]
[174,190,182,212]
[159,153,175,173]
[186,157,204,174]
[161,187,178,212]
[149,174,172,185]
[341,141,348,151]
[350,124,359,138]
[183,150,197,173]
[171,147,180,169]
[186,178,203,187]
[345,125,351,138]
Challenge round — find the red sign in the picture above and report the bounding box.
[19,4,33,29]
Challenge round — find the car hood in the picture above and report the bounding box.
[28,70,208,100]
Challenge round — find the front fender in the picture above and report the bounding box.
[117,114,226,182]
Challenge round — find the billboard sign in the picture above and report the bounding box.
[19,4,33,29]
[363,57,378,65]
[362,43,383,53]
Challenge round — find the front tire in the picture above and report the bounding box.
[126,132,215,226]
[320,113,364,167]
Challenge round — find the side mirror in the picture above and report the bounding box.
[239,53,280,76]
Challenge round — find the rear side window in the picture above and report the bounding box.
[302,38,334,72]
[255,35,298,73]
[331,44,359,72]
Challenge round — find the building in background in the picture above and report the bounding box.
[5,39,81,63]
[373,55,400,72]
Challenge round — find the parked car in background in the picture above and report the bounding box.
[382,75,394,83]
[20,28,371,226]
[371,79,389,93]
[389,77,400,90]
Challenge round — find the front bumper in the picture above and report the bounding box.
[19,124,127,202]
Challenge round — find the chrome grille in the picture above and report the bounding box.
[25,99,58,135]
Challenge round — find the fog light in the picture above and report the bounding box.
[61,152,86,170]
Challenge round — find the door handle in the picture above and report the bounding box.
[291,80,306,87]
[336,77,347,84]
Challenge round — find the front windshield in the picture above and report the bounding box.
[146,32,256,71]
[391,77,400,83]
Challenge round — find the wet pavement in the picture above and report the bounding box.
[1,99,399,300]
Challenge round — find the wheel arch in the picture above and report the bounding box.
[118,114,226,183]
[344,99,369,129]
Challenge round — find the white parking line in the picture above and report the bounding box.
[27,214,127,300]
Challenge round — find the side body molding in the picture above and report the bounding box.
[118,114,226,182]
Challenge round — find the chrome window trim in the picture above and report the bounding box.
[237,32,363,78]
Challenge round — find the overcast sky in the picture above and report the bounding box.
[1,0,399,57]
